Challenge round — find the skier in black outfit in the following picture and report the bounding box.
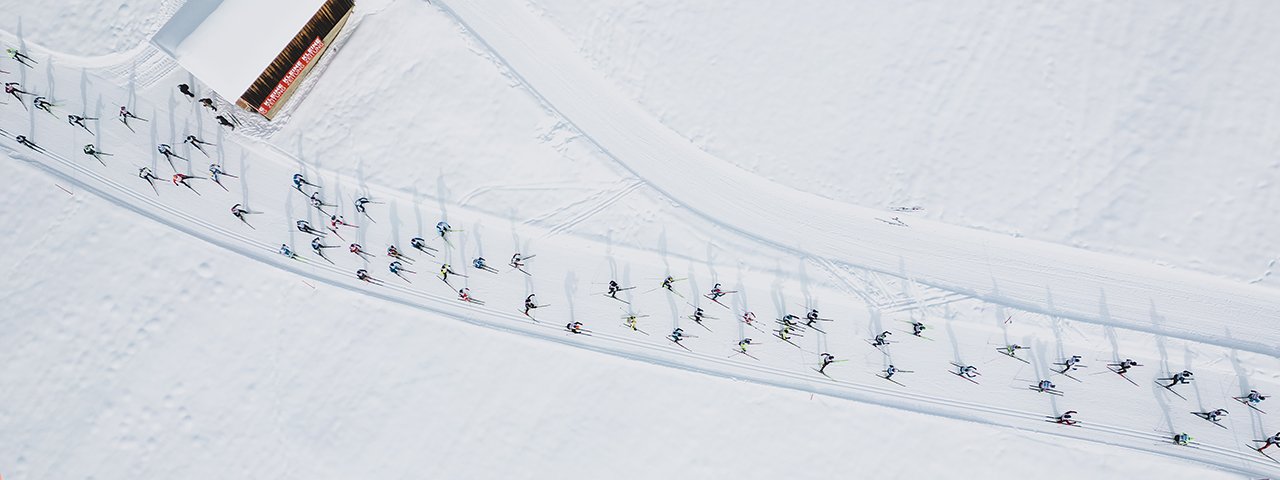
[68,114,96,133]
[177,84,195,99]
[14,135,37,150]
[5,82,31,103]
[216,115,236,130]
[184,134,214,156]
[199,98,217,111]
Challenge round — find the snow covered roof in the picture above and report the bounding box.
[152,0,329,99]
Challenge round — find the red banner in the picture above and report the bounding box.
[258,36,325,115]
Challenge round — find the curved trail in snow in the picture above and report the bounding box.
[433,0,1280,358]
[0,10,1276,477]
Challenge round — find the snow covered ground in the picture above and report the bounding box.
[1,0,1278,478]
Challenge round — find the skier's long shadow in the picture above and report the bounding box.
[238,149,252,209]
[944,304,963,367]
[734,265,749,341]
[564,270,578,325]
[1226,329,1265,437]
[1099,290,1121,365]
[657,228,678,331]
[1150,301,1178,435]
[92,93,104,150]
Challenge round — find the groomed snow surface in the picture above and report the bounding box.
[1,0,1278,479]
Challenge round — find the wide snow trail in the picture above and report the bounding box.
[435,0,1280,357]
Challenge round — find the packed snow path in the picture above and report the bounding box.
[435,0,1280,357]
[1,4,1278,477]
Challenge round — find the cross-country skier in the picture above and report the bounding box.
[607,280,621,298]
[388,245,412,263]
[524,294,539,316]
[661,275,675,291]
[872,330,892,347]
[199,98,217,111]
[330,215,356,232]
[33,96,54,115]
[436,221,455,239]
[742,311,757,325]
[312,237,339,259]
[1160,370,1194,388]
[4,82,30,103]
[410,236,431,252]
[1037,380,1056,392]
[510,252,528,269]
[1173,433,1192,446]
[1053,411,1079,425]
[177,84,195,99]
[709,283,726,300]
[14,135,37,150]
[439,263,461,282]
[883,365,901,380]
[230,204,250,222]
[296,220,325,236]
[279,244,296,259]
[215,115,236,130]
[692,307,708,324]
[566,322,585,334]
[669,327,686,344]
[184,135,214,156]
[957,364,979,378]
[157,144,185,170]
[355,269,376,284]
[354,196,372,214]
[138,167,161,192]
[310,192,335,214]
[349,243,372,259]
[1257,432,1280,452]
[459,287,473,302]
[1056,355,1084,373]
[1000,344,1028,356]
[292,173,319,192]
[818,352,837,374]
[1111,359,1140,374]
[82,144,111,164]
[7,48,35,68]
[737,338,753,353]
[389,261,415,280]
[805,309,820,323]
[1197,408,1228,423]
[208,163,237,188]
[172,173,200,193]
[119,106,145,128]
[910,321,926,337]
[68,114,96,133]
[1243,390,1268,405]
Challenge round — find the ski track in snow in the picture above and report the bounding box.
[433,0,1280,358]
[0,3,1278,477]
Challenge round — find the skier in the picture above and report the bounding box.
[818,352,837,374]
[297,220,325,236]
[388,245,412,263]
[1053,411,1079,425]
[957,364,979,378]
[13,135,37,150]
[7,48,35,67]
[184,135,214,156]
[68,114,96,133]
[312,237,339,259]
[523,294,539,316]
[177,83,195,99]
[208,163,237,188]
[157,144,185,170]
[1056,355,1084,373]
[1036,380,1057,392]
[1111,358,1140,374]
[871,330,892,347]
[607,280,621,298]
[349,243,372,259]
[566,322,585,334]
[661,275,675,291]
[910,321,926,337]
[4,82,30,103]
[669,327,686,344]
[737,338,753,353]
[1172,433,1192,446]
[623,314,642,331]
[82,144,111,164]
[355,269,376,284]
[742,311,757,325]
[278,244,296,259]
[199,98,217,111]
[1196,408,1229,423]
[1257,432,1280,452]
[172,173,200,193]
[1000,344,1028,356]
[436,221,454,238]
[230,204,250,222]
[805,309,821,324]
[354,196,373,214]
[1243,390,1268,405]
[883,365,901,380]
[330,215,356,231]
[33,96,54,115]
[292,173,319,192]
[1160,370,1194,388]
[510,252,528,269]
[458,288,474,303]
[389,261,415,279]
[692,307,708,324]
[215,115,236,130]
[138,167,162,192]
[439,263,462,282]
[708,283,726,301]
[119,106,145,128]
[309,192,335,214]
[410,236,433,253]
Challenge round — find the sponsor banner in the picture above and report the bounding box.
[258,36,326,115]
